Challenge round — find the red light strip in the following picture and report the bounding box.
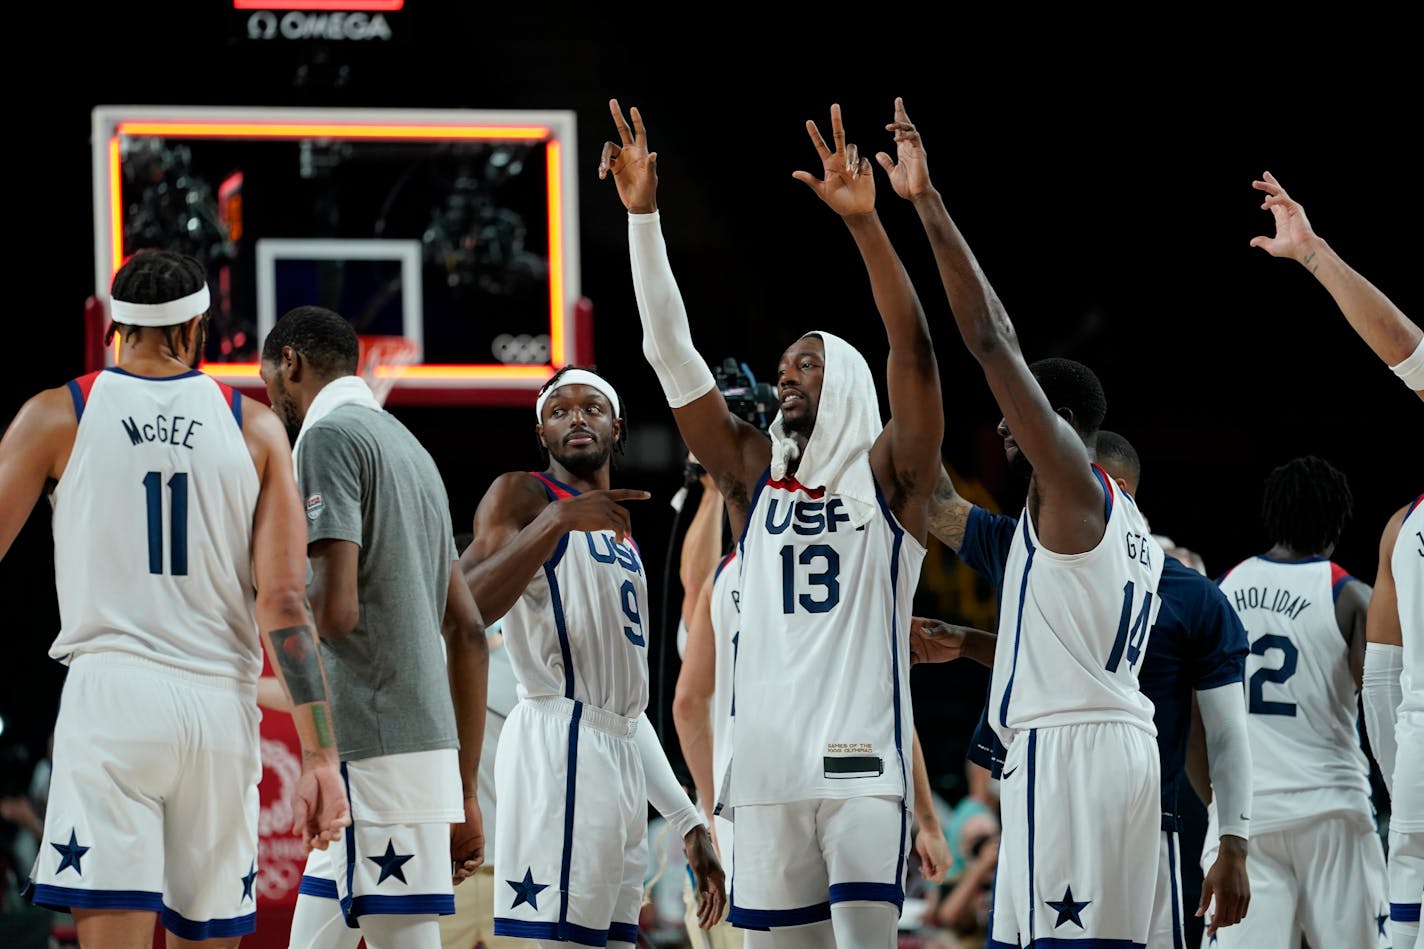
[106,118,565,387]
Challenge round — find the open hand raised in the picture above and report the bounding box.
[1249,171,1318,264]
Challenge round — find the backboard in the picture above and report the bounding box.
[90,105,591,405]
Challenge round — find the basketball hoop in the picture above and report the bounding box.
[357,335,421,407]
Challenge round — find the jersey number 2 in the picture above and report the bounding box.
[1248,634,1298,717]
[143,471,188,576]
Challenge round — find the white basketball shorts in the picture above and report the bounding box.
[492,697,645,947]
[25,652,261,940]
[988,722,1161,949]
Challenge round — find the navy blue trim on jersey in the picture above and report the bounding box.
[873,480,910,906]
[736,468,774,557]
[299,875,339,898]
[1166,831,1183,949]
[1408,493,1424,516]
[537,472,583,497]
[728,900,832,929]
[609,921,639,943]
[66,379,85,422]
[348,894,455,917]
[494,917,616,946]
[229,387,243,426]
[558,701,584,933]
[1027,728,1039,946]
[1392,901,1421,922]
[161,905,258,940]
[714,549,737,581]
[1255,554,1327,565]
[1092,464,1115,523]
[338,762,359,928]
[998,519,1038,728]
[544,563,576,698]
[1330,571,1357,602]
[104,366,204,381]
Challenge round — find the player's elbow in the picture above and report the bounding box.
[255,586,309,631]
[671,682,708,727]
[313,598,360,642]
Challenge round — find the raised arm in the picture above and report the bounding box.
[791,103,943,537]
[880,98,1103,554]
[0,387,74,560]
[245,398,350,852]
[679,473,724,631]
[599,99,770,537]
[1363,503,1408,794]
[1250,171,1424,399]
[443,560,489,879]
[672,575,719,830]
[460,471,650,623]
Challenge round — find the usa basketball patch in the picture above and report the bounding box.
[305,494,324,521]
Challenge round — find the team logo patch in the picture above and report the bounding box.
[305,494,324,521]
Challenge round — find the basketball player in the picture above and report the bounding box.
[880,98,1163,947]
[1249,170,1424,399]
[602,98,943,947]
[914,428,1254,947]
[1363,495,1423,949]
[672,506,952,947]
[1200,455,1388,948]
[0,249,350,948]
[460,366,725,949]
[259,306,489,949]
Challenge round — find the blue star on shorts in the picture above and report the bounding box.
[507,867,549,910]
[368,839,415,885]
[1046,884,1091,929]
[51,829,90,876]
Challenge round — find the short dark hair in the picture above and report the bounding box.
[1095,430,1141,491]
[537,365,628,457]
[1028,357,1107,436]
[261,306,359,378]
[1261,455,1353,553]
[106,249,210,356]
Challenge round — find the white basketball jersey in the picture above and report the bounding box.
[1217,554,1371,828]
[49,368,261,681]
[725,465,925,807]
[501,472,650,719]
[708,551,739,805]
[988,466,1162,750]
[1397,494,1424,716]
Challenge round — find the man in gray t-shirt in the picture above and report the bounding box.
[261,306,488,949]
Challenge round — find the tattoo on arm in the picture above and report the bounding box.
[269,625,326,706]
[927,469,971,551]
[310,705,334,749]
[1303,250,1318,273]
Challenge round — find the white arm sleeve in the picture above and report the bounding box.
[1390,335,1424,391]
[1197,683,1253,841]
[636,712,706,839]
[1363,642,1405,794]
[627,212,717,408]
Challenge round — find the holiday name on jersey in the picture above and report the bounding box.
[1229,585,1310,620]
[121,413,204,450]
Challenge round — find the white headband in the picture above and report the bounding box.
[109,286,210,327]
[535,369,621,421]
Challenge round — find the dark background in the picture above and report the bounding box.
[1,6,1418,941]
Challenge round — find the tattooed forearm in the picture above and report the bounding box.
[927,468,971,552]
[310,705,334,748]
[1303,250,1318,274]
[269,625,326,706]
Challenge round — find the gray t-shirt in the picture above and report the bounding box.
[297,403,459,761]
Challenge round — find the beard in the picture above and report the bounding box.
[780,406,816,439]
[550,439,612,476]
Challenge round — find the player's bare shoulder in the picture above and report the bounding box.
[235,394,290,469]
[479,470,556,524]
[2,384,83,480]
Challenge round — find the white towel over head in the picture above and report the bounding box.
[768,330,883,527]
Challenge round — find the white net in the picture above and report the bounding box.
[357,335,421,406]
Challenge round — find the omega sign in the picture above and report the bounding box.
[247,10,393,41]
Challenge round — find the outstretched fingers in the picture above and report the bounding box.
[805,118,832,161]
[829,102,845,157]
[608,98,634,145]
